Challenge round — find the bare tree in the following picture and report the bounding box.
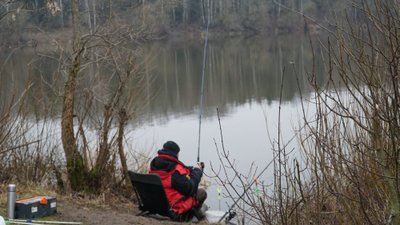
[298,0,400,224]
[209,1,400,225]
[60,0,146,192]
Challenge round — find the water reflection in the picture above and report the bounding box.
[1,35,324,121]
[134,35,325,125]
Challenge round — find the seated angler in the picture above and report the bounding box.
[149,141,207,221]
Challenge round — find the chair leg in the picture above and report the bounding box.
[136,211,149,216]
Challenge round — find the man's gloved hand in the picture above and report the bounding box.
[194,162,205,170]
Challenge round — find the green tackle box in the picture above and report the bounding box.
[15,196,57,219]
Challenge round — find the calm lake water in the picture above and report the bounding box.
[1,35,325,213]
[128,35,324,212]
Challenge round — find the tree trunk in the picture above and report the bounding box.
[61,0,88,192]
[118,108,128,185]
[108,0,112,21]
[95,104,112,175]
[59,0,64,27]
[183,0,188,25]
[94,61,129,189]
[84,0,92,33]
[142,0,146,25]
[201,0,205,25]
[92,0,96,28]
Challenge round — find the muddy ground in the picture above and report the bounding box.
[55,197,210,225]
[0,193,211,225]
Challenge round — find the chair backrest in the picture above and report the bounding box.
[128,170,171,217]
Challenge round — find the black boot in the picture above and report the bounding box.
[193,204,208,221]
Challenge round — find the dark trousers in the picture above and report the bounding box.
[194,188,207,208]
[169,188,208,221]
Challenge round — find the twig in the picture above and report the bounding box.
[0,140,40,155]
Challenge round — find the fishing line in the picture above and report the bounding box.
[197,0,211,163]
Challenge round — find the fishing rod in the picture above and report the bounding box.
[216,117,308,223]
[8,220,82,225]
[217,156,275,223]
[196,0,211,163]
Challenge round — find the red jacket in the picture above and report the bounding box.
[149,154,197,214]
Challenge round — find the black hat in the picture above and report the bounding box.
[163,141,180,154]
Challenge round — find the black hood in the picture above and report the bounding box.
[150,156,177,172]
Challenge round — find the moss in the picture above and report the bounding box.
[66,158,88,192]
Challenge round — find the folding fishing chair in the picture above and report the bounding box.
[128,171,171,218]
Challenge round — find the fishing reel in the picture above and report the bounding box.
[198,162,205,169]
[225,210,236,223]
[193,162,204,171]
